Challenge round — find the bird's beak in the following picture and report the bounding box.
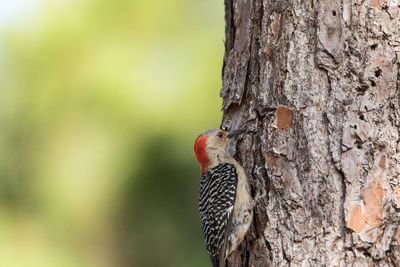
[226,130,245,139]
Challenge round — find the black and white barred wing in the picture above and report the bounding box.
[199,163,238,266]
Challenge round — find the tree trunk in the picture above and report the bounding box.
[220,0,400,266]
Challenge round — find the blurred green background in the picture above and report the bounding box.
[0,0,224,266]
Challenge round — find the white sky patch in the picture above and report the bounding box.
[0,0,40,73]
[0,0,40,29]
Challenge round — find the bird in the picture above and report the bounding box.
[194,128,261,267]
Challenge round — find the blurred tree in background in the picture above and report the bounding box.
[0,0,224,266]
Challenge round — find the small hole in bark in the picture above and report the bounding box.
[355,140,362,149]
[363,250,372,257]
[359,114,364,120]
[356,84,368,93]
[393,204,400,212]
[375,68,382,78]
[354,125,357,129]
[371,44,378,50]
[378,144,386,152]
[332,10,337,16]
[370,80,376,87]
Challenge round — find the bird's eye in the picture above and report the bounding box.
[217,132,223,138]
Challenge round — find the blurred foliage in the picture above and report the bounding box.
[0,0,224,266]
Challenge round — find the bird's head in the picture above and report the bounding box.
[194,128,244,175]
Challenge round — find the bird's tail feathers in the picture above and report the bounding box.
[211,257,219,267]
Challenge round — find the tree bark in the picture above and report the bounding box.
[221,0,400,266]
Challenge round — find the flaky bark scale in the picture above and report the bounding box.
[221,0,400,266]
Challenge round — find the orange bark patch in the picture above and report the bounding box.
[348,205,366,233]
[394,187,400,208]
[371,0,382,10]
[368,259,375,267]
[265,152,278,167]
[276,106,293,130]
[378,155,386,169]
[362,181,385,227]
[264,45,272,58]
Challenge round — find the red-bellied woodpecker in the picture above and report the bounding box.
[194,128,264,267]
